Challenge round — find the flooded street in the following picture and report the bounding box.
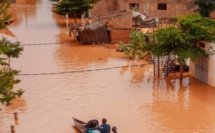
[1,0,215,133]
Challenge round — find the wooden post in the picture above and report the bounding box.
[66,13,68,27]
[14,112,18,119]
[15,119,19,125]
[153,56,156,76]
[158,56,160,77]
[152,20,155,44]
[161,21,163,28]
[11,125,15,133]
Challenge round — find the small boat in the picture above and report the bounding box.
[72,117,87,133]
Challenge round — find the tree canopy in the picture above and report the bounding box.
[119,30,151,59]
[0,37,24,105]
[0,37,23,66]
[54,0,100,23]
[194,0,215,17]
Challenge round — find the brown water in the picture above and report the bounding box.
[1,0,215,133]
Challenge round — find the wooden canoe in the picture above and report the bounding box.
[72,117,87,133]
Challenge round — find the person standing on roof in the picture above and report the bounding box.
[100,118,111,133]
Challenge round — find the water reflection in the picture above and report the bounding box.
[119,60,152,84]
[142,77,215,132]
[55,44,112,66]
[5,98,27,113]
[10,0,39,28]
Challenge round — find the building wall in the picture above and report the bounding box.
[117,0,145,13]
[189,42,215,87]
[147,0,194,18]
[90,0,118,18]
[91,0,194,18]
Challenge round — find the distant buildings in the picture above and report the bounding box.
[90,0,195,19]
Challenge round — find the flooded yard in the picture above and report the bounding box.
[0,0,215,133]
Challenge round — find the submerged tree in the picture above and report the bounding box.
[0,38,24,105]
[54,0,100,24]
[194,0,215,17]
[0,70,24,105]
[153,14,215,79]
[0,1,24,106]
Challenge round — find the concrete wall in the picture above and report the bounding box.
[189,42,215,87]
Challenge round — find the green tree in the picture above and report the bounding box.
[0,37,24,105]
[0,1,11,28]
[119,29,152,59]
[194,0,215,17]
[153,14,215,79]
[54,0,100,24]
[0,37,23,66]
[0,1,24,106]
[0,70,24,105]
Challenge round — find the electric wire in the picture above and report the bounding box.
[17,64,147,76]
[20,41,73,46]
[20,38,130,46]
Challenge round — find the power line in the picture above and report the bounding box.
[20,42,73,46]
[20,38,131,46]
[17,64,147,76]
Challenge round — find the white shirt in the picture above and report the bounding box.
[92,130,101,133]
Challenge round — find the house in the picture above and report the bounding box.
[90,0,194,19]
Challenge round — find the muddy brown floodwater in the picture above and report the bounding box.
[1,0,215,133]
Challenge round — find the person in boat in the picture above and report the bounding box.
[87,125,103,133]
[93,125,103,133]
[85,119,99,129]
[100,118,111,133]
[112,126,118,133]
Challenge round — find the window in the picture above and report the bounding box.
[129,3,139,10]
[158,3,167,10]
